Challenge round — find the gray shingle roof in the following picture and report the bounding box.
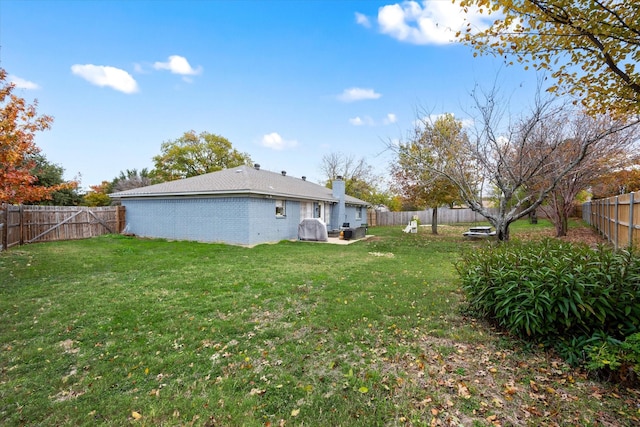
[109,165,369,205]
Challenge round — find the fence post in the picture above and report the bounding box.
[607,198,611,244]
[19,204,24,246]
[614,196,619,249]
[1,204,6,251]
[630,192,635,249]
[116,206,125,233]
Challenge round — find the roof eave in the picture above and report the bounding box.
[111,189,339,203]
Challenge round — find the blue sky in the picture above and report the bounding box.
[2,0,542,190]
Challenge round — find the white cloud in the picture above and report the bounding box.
[377,0,494,45]
[153,55,202,76]
[260,132,298,151]
[71,64,139,94]
[9,75,39,90]
[337,87,381,102]
[383,113,398,124]
[350,113,397,127]
[349,116,364,126]
[349,116,375,126]
[355,12,371,28]
[133,63,147,74]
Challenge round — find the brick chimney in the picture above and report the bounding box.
[332,176,346,227]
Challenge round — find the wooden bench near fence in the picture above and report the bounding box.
[1,205,125,251]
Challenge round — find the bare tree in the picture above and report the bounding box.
[536,114,638,237]
[320,153,372,182]
[112,168,153,193]
[391,86,639,241]
[319,153,382,203]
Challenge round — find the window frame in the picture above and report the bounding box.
[275,199,286,217]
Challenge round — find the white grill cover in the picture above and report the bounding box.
[298,218,328,241]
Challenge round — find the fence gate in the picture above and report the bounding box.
[1,205,125,251]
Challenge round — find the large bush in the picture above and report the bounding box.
[457,239,640,371]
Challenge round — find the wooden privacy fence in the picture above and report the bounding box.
[366,209,377,227]
[1,205,125,251]
[372,207,498,227]
[582,192,639,249]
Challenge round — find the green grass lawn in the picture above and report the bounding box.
[1,220,637,426]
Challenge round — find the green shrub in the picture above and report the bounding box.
[457,239,640,368]
[585,332,640,384]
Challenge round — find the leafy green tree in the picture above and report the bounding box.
[459,0,640,116]
[29,154,82,206]
[387,196,403,212]
[392,114,467,234]
[367,190,403,212]
[152,131,252,182]
[83,181,112,207]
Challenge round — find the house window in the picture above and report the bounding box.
[356,206,362,220]
[275,200,286,217]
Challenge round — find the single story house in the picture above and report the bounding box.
[109,164,369,246]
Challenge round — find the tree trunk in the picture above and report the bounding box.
[431,207,438,234]
[529,209,538,224]
[555,211,569,237]
[494,220,511,241]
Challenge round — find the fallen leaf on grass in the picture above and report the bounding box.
[132,411,142,420]
[504,384,518,395]
[457,382,471,398]
[488,415,503,426]
[358,386,369,393]
[291,408,300,417]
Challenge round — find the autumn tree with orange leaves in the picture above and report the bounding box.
[1,68,74,204]
[591,167,640,199]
